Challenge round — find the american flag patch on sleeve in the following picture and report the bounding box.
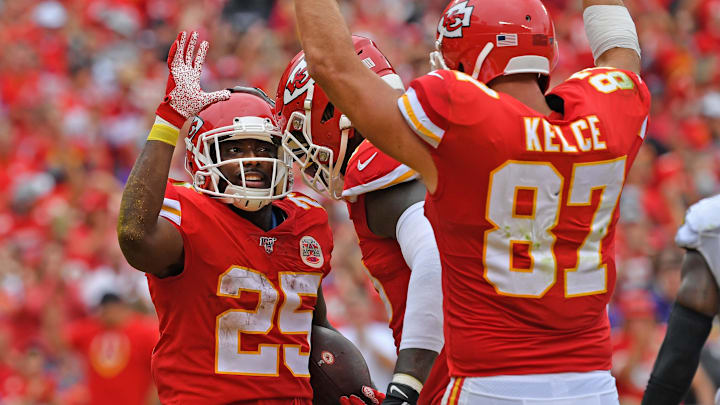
[496,33,518,47]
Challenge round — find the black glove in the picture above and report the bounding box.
[381,382,420,405]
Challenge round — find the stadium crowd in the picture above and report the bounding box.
[0,0,719,403]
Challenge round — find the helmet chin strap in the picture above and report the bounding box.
[329,119,351,200]
[221,184,271,212]
[230,196,269,211]
[303,85,315,145]
[429,32,449,71]
[429,34,494,81]
[472,42,495,80]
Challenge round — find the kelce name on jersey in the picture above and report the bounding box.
[523,115,606,153]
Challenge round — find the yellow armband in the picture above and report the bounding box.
[147,123,180,146]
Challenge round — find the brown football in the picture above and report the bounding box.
[310,325,379,404]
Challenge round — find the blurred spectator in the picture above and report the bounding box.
[612,290,715,405]
[0,0,718,398]
[650,248,684,322]
[337,288,396,390]
[65,293,158,405]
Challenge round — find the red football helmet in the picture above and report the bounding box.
[185,87,292,211]
[430,0,558,92]
[275,35,403,199]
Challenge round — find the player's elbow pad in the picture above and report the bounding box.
[583,5,641,62]
[396,201,444,353]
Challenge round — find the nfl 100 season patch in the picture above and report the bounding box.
[259,236,277,254]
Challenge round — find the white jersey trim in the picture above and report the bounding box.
[398,87,445,148]
[159,197,181,226]
[342,164,419,199]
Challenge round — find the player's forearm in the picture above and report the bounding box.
[294,0,372,124]
[294,1,405,154]
[394,349,438,383]
[117,139,174,258]
[642,303,712,405]
[294,0,354,86]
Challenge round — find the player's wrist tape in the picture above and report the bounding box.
[147,116,180,146]
[583,5,641,62]
[385,382,420,404]
[391,373,423,394]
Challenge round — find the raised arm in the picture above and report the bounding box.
[293,1,438,193]
[117,135,183,277]
[583,0,642,73]
[117,31,230,277]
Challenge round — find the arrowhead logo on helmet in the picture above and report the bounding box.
[188,116,204,141]
[439,1,475,38]
[283,58,315,105]
[432,0,558,92]
[275,36,402,200]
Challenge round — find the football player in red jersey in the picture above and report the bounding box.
[117,31,354,404]
[292,0,649,403]
[276,36,446,405]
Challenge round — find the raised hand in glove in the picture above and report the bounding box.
[155,31,230,129]
[381,382,420,405]
[340,386,385,405]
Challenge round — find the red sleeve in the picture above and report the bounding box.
[141,317,159,356]
[158,180,183,229]
[398,69,501,148]
[342,142,419,199]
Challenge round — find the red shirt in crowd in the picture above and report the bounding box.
[67,314,158,405]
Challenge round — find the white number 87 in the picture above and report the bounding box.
[483,158,626,298]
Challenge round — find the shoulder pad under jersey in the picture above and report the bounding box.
[676,194,720,274]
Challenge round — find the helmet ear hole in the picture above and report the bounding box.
[321,103,335,124]
[458,63,465,73]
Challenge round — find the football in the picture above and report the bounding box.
[310,325,379,405]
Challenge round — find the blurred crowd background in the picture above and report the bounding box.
[1,0,719,404]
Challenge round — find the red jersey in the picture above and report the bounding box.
[67,315,158,405]
[343,141,448,405]
[149,182,333,403]
[397,68,651,377]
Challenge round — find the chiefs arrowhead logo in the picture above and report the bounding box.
[438,1,474,39]
[188,116,204,141]
[284,57,315,105]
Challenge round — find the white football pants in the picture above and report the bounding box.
[441,371,619,405]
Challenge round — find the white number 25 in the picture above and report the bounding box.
[216,267,322,376]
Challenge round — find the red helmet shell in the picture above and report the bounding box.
[186,91,280,193]
[437,0,558,90]
[275,35,398,166]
